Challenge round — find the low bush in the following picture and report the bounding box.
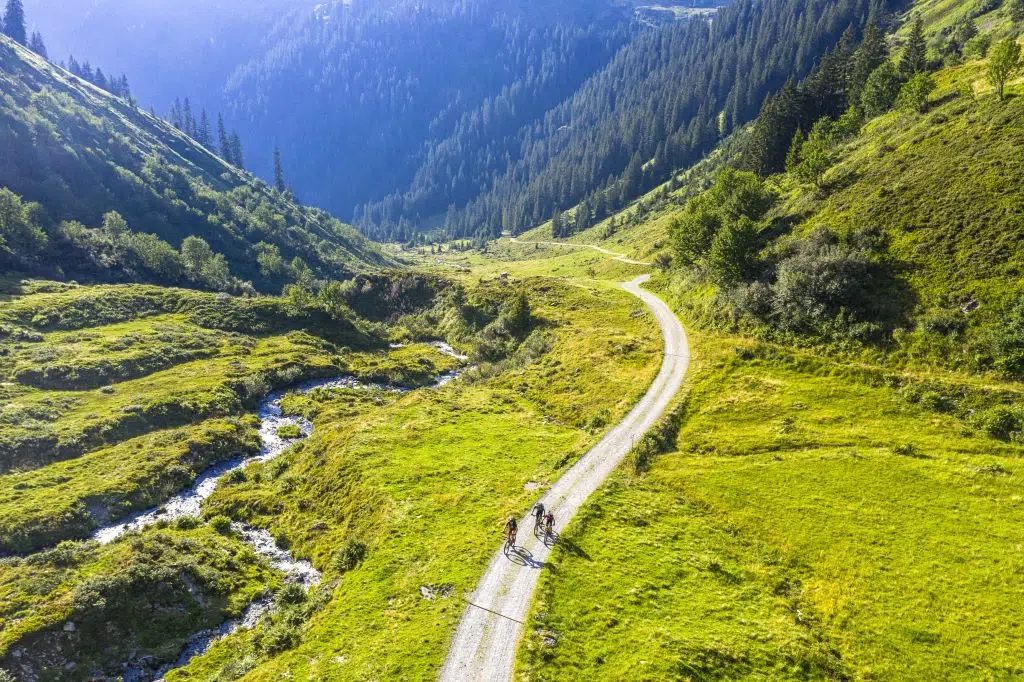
[332,539,367,573]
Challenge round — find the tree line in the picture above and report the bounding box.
[3,0,137,104]
[357,0,902,242]
[165,97,247,170]
[222,0,633,236]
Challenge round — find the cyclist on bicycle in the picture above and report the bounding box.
[544,510,554,534]
[533,503,545,530]
[504,516,518,545]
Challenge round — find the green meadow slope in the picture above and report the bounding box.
[509,3,1024,680]
[0,35,390,292]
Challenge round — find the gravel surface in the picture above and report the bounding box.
[439,275,690,682]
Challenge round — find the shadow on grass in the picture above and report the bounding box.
[531,525,593,560]
[504,543,549,570]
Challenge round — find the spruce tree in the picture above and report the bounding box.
[197,110,212,149]
[229,131,244,169]
[93,67,108,92]
[849,21,888,106]
[899,15,927,77]
[273,146,286,192]
[217,114,231,162]
[182,98,196,139]
[2,0,26,45]
[28,31,45,58]
[169,98,183,130]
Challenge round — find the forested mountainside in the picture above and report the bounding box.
[222,0,633,227]
[655,0,1024,378]
[21,0,304,113]
[357,0,901,240]
[0,36,390,293]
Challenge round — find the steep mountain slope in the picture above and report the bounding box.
[21,0,305,112]
[222,0,632,223]
[500,2,1024,677]
[359,0,892,239]
[0,35,390,292]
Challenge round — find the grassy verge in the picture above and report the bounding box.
[161,278,663,680]
[518,331,1024,680]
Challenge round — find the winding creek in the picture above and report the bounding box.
[106,342,470,680]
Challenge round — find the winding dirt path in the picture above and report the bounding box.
[439,274,689,682]
[508,237,652,266]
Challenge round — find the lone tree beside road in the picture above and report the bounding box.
[988,37,1022,101]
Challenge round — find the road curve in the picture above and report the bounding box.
[508,237,652,266]
[438,274,689,682]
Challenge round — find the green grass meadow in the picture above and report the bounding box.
[164,279,663,680]
[519,332,1024,681]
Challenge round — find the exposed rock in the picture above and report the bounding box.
[62,621,76,633]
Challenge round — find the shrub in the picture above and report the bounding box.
[176,516,202,530]
[772,232,876,332]
[965,34,991,59]
[276,582,307,606]
[919,391,950,412]
[208,515,234,535]
[892,442,926,458]
[978,406,1019,440]
[896,73,937,114]
[276,424,303,439]
[332,539,367,573]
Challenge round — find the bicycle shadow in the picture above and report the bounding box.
[531,527,592,561]
[503,543,551,571]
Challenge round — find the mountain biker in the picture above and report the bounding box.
[544,511,554,534]
[533,502,545,530]
[504,516,518,545]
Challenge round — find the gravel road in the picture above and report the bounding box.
[439,274,690,682]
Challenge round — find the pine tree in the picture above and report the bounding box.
[273,146,286,192]
[28,31,45,58]
[899,15,927,77]
[67,55,81,77]
[197,110,213,149]
[169,98,183,130]
[93,67,108,92]
[182,98,196,139]
[229,131,244,169]
[849,21,888,106]
[217,114,231,162]
[2,0,26,45]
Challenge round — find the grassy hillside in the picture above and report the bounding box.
[0,270,667,680]
[159,278,662,680]
[508,4,1024,679]
[521,332,1024,680]
[0,35,390,292]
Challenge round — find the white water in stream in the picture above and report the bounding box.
[111,342,469,680]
